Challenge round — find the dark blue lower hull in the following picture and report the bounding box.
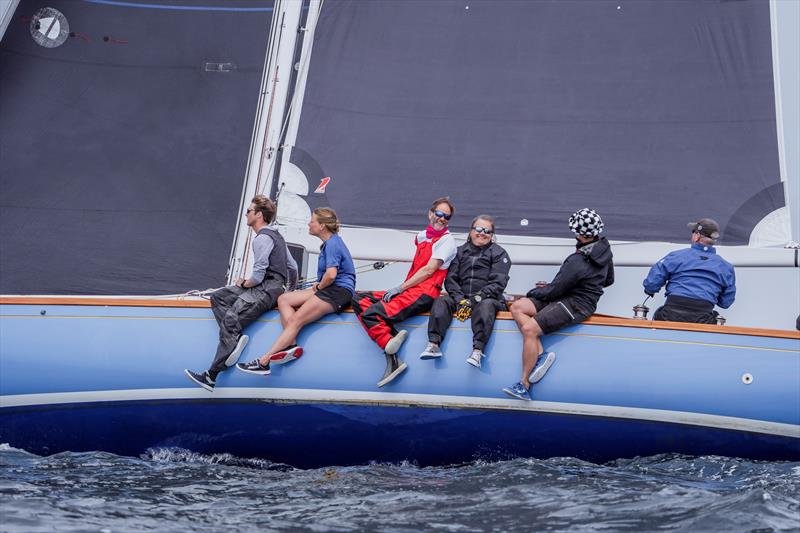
[2,400,797,467]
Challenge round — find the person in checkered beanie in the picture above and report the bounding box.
[503,208,614,401]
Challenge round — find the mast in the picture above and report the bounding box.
[227,0,304,283]
[770,0,800,245]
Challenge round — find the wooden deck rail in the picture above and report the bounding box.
[2,296,798,340]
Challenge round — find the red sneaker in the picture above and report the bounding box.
[268,345,303,365]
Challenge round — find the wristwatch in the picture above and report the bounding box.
[473,294,482,303]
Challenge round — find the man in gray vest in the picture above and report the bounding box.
[185,195,297,391]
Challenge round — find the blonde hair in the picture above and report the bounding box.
[313,207,340,233]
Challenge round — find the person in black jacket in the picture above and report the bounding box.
[503,208,614,400]
[420,215,511,368]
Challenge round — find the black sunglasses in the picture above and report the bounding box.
[472,227,493,235]
[432,209,452,221]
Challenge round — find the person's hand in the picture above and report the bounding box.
[235,277,247,289]
[382,286,403,302]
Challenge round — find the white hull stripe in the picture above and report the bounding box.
[1,388,798,439]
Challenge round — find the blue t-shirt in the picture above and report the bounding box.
[317,234,356,294]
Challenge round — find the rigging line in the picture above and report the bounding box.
[237,7,287,280]
[293,261,392,289]
[81,0,275,12]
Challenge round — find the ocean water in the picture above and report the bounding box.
[0,444,798,532]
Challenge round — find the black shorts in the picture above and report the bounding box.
[315,284,353,313]
[527,297,588,334]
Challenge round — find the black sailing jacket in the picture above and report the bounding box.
[526,236,615,315]
[445,240,511,302]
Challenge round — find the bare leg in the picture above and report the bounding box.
[511,298,544,388]
[520,318,544,389]
[277,288,313,328]
[259,294,335,365]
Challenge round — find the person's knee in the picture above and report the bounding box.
[520,318,541,337]
[221,311,241,331]
[474,299,495,315]
[431,297,452,315]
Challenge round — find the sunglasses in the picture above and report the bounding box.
[432,209,452,221]
[246,208,255,214]
[472,227,493,235]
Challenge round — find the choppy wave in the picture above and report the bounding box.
[1,445,798,532]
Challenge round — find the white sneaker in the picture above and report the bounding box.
[529,351,556,383]
[466,349,485,368]
[419,342,443,359]
[225,334,249,367]
[384,330,408,355]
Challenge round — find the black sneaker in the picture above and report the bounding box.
[377,353,407,387]
[184,369,215,392]
[236,358,271,376]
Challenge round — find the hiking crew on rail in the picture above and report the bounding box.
[236,207,356,377]
[352,197,458,387]
[184,195,298,392]
[420,214,511,368]
[185,196,747,398]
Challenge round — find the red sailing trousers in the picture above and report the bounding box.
[353,236,447,350]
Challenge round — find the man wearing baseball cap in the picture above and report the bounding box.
[643,218,736,324]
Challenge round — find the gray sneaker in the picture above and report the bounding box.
[466,349,485,368]
[384,330,408,355]
[529,351,556,383]
[419,342,443,360]
[377,353,408,387]
[225,334,249,367]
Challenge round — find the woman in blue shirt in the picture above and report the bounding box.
[237,207,356,375]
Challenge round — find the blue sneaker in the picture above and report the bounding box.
[529,351,556,384]
[502,382,531,401]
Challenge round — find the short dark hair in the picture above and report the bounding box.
[251,195,276,224]
[430,197,455,216]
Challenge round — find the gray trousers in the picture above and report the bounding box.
[207,282,282,376]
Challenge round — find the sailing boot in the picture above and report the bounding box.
[384,330,408,355]
[377,353,407,387]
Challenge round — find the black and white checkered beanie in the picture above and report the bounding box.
[568,208,604,237]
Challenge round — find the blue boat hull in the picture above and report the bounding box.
[1,302,798,465]
[1,400,797,467]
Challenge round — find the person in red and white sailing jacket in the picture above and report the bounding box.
[352,197,458,387]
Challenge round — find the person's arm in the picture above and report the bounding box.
[478,248,511,301]
[315,241,344,291]
[237,234,274,288]
[314,266,339,291]
[402,257,443,290]
[717,267,736,309]
[642,256,670,296]
[528,255,581,301]
[444,251,465,301]
[604,260,615,288]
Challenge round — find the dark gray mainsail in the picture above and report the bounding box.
[0,0,274,294]
[291,0,783,244]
